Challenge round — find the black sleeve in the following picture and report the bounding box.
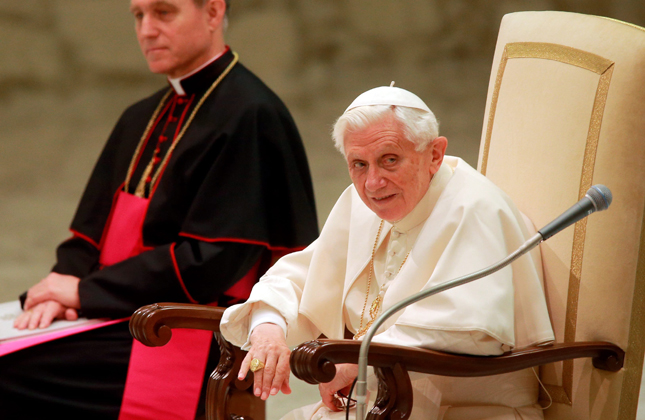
[52,237,101,279]
[78,238,264,319]
[178,99,318,248]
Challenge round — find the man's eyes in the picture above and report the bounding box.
[132,8,175,20]
[350,158,397,170]
[383,156,398,166]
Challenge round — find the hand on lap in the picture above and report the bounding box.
[24,272,81,310]
[319,363,359,411]
[14,300,78,330]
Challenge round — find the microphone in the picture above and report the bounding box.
[539,185,612,240]
[354,185,612,420]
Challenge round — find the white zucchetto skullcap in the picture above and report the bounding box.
[344,83,431,113]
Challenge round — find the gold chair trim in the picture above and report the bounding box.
[481,42,614,405]
[598,16,645,34]
[617,204,645,419]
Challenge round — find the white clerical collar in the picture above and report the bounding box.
[167,48,228,96]
[392,162,453,233]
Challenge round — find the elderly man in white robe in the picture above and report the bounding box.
[220,85,555,420]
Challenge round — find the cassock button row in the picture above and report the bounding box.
[385,271,393,279]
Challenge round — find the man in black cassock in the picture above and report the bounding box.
[0,0,318,418]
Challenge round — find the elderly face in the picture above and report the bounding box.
[344,115,446,222]
[130,0,225,78]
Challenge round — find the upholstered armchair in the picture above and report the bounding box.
[290,11,645,420]
[130,11,645,420]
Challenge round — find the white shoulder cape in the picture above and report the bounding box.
[221,157,554,351]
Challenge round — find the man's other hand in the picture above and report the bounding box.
[319,363,359,411]
[24,272,81,311]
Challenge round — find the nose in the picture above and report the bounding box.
[138,15,159,39]
[365,166,386,192]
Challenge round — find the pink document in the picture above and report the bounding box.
[0,317,128,357]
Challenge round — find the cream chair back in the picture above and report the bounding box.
[478,11,645,420]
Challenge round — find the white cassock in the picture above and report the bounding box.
[221,157,555,420]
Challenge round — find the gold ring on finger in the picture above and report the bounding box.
[250,358,265,372]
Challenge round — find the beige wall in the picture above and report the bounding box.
[0,0,643,300]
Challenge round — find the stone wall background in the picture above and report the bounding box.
[1,0,644,301]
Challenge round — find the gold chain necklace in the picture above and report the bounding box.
[354,220,410,340]
[124,52,239,197]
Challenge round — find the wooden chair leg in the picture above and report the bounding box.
[206,332,265,420]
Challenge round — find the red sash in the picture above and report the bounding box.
[99,191,150,266]
[101,191,213,420]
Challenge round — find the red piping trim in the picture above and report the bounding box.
[69,229,100,249]
[178,232,307,252]
[169,243,198,304]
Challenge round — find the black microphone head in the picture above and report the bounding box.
[587,184,612,211]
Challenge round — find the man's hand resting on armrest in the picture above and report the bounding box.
[239,323,292,401]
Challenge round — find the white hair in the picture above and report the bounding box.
[332,105,439,156]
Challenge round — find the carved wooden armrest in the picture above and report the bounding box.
[130,303,263,420]
[129,302,226,346]
[290,339,624,420]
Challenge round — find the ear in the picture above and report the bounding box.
[204,0,226,30]
[428,136,448,175]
